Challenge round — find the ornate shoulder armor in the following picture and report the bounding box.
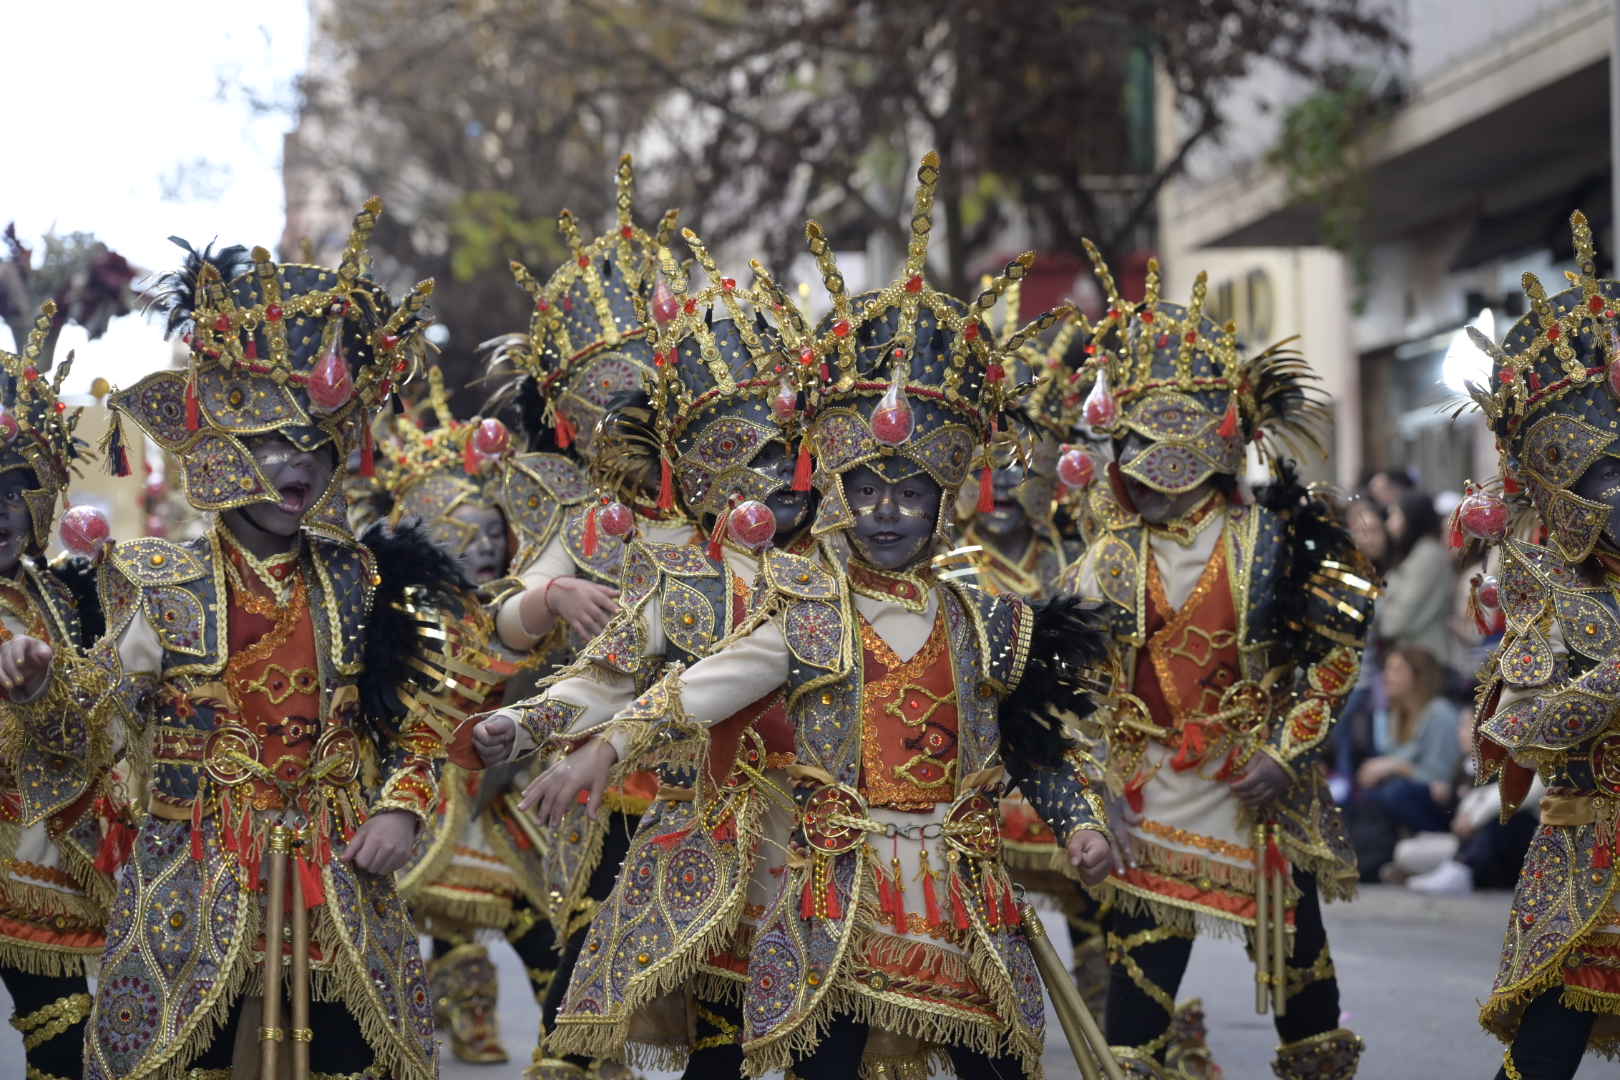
[949,582,1033,693]
[106,535,221,665]
[559,502,631,584]
[1500,539,1619,686]
[501,451,592,570]
[761,547,839,601]
[22,558,81,648]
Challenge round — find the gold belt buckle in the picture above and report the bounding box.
[203,726,261,787]
[314,727,362,786]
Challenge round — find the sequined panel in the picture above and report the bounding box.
[1498,626,1559,688]
[521,452,592,502]
[1553,589,1620,661]
[812,409,874,473]
[112,371,191,449]
[683,416,772,477]
[112,538,208,586]
[1122,391,1215,442]
[561,504,629,583]
[1119,441,1221,496]
[944,590,998,773]
[664,578,718,660]
[1489,822,1615,1007]
[1542,485,1611,563]
[1482,680,1610,751]
[1521,414,1614,490]
[742,850,862,1047]
[317,540,373,673]
[646,543,719,579]
[578,611,647,675]
[143,586,207,657]
[794,664,861,784]
[620,543,660,604]
[179,432,276,511]
[1092,534,1139,614]
[908,424,976,487]
[570,352,648,408]
[765,550,839,600]
[196,367,306,432]
[784,599,842,670]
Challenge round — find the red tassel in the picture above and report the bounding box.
[1171,722,1208,772]
[1447,508,1465,551]
[891,849,908,935]
[1265,833,1289,877]
[712,819,736,844]
[949,870,972,930]
[977,464,995,514]
[876,860,894,919]
[463,434,481,475]
[657,456,675,511]
[801,876,817,920]
[190,798,204,860]
[983,870,1000,927]
[650,828,691,850]
[706,511,728,561]
[555,410,575,448]
[1218,396,1240,440]
[1125,774,1147,815]
[583,505,600,557]
[1596,846,1612,869]
[824,874,842,919]
[922,869,942,928]
[792,436,814,492]
[95,820,134,874]
[184,377,200,432]
[297,856,325,908]
[359,422,375,477]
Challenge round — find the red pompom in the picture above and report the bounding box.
[60,505,110,556]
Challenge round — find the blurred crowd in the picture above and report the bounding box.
[1331,468,1536,896]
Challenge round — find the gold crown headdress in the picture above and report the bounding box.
[0,301,94,549]
[798,152,1070,536]
[1076,244,1326,495]
[496,156,679,456]
[638,228,815,527]
[1452,210,1620,562]
[111,199,433,534]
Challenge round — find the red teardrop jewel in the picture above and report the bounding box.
[772,375,800,422]
[0,410,18,444]
[307,341,355,414]
[1457,484,1509,541]
[729,499,777,551]
[870,378,914,447]
[652,278,679,326]
[473,417,510,457]
[60,505,111,556]
[1057,447,1096,490]
[1477,574,1501,609]
[1082,370,1118,430]
[599,500,635,538]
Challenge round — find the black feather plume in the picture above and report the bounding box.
[146,238,253,339]
[47,555,104,648]
[1253,460,1356,668]
[358,520,472,726]
[998,595,1109,772]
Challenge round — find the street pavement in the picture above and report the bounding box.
[2,885,1605,1077]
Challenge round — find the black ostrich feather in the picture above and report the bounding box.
[1253,459,1357,668]
[358,519,472,727]
[146,238,252,339]
[999,595,1109,773]
[47,555,104,648]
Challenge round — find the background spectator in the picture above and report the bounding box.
[1376,490,1456,669]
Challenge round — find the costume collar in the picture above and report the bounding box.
[1144,490,1224,546]
[848,557,934,613]
[218,522,301,603]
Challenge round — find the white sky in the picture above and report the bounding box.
[2,2,310,397]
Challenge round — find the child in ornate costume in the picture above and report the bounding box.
[1057,249,1375,1079]
[8,204,468,1080]
[370,372,540,1065]
[479,157,693,1070]
[0,302,128,1080]
[481,153,1115,1080]
[464,230,818,1079]
[1460,211,1620,1080]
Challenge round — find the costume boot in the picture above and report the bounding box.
[1111,1046,1172,1078]
[1164,998,1223,1079]
[433,942,509,1064]
[1271,1028,1363,1079]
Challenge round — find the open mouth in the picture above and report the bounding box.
[276,481,313,514]
[471,561,501,582]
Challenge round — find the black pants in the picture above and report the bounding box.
[1105,869,1341,1054]
[190,992,378,1075]
[541,809,638,1062]
[1,966,90,1080]
[788,1011,1028,1079]
[681,989,745,1079]
[1494,989,1596,1080]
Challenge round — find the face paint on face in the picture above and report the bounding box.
[974,463,1031,543]
[0,471,37,576]
[844,463,941,570]
[449,503,509,583]
[238,434,338,538]
[754,440,812,540]
[1116,432,1213,525]
[1573,454,1620,548]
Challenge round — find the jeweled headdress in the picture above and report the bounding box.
[377,367,514,555]
[1077,244,1326,495]
[495,156,678,457]
[1459,210,1620,562]
[113,199,433,534]
[0,301,93,549]
[642,228,813,522]
[801,151,1067,539]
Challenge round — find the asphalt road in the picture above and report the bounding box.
[1,885,1606,1078]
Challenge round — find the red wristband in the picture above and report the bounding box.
[543,578,560,615]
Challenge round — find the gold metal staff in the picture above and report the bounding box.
[1253,823,1270,1015]
[1252,822,1291,1016]
[1268,823,1288,1016]
[290,830,313,1079]
[261,823,292,1080]
[1020,902,1126,1080]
